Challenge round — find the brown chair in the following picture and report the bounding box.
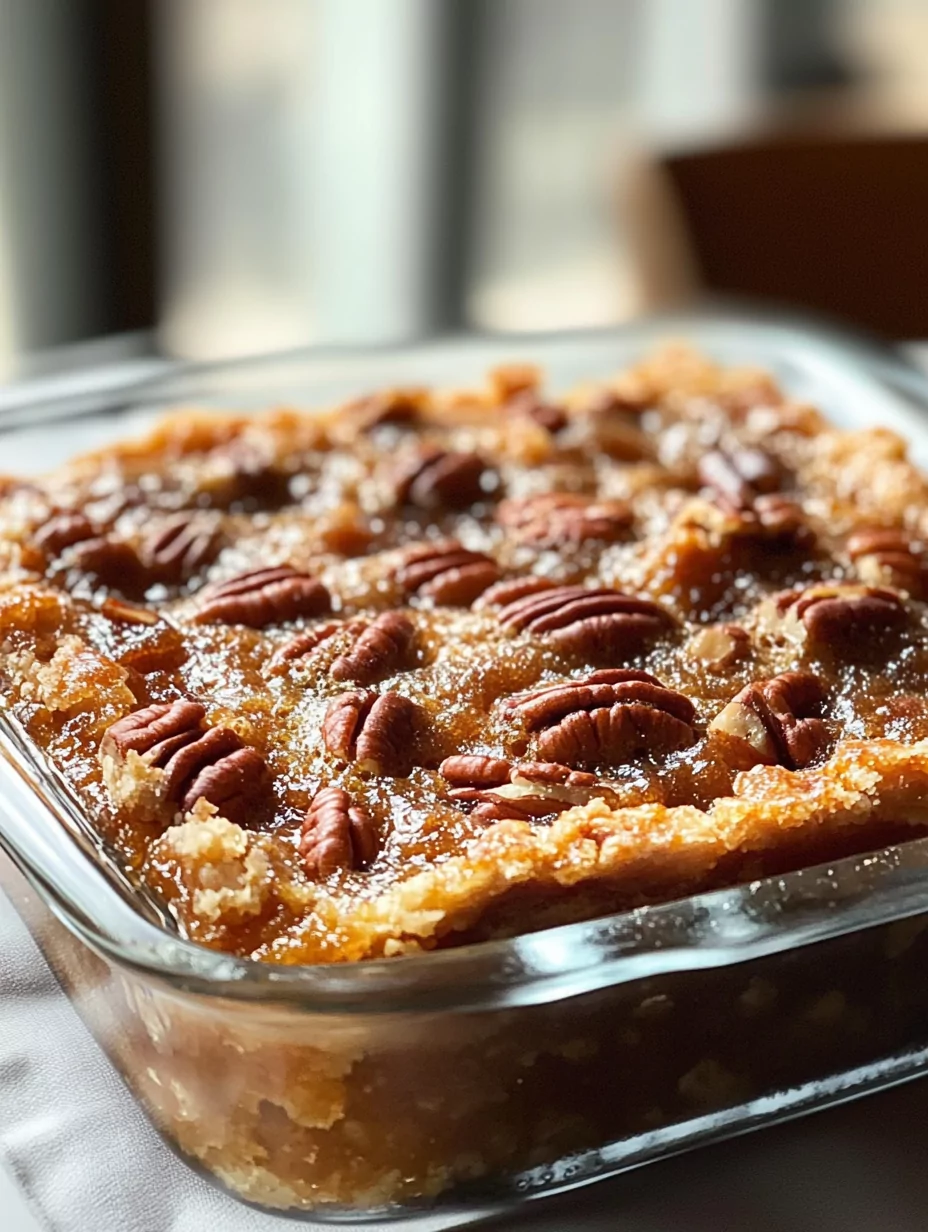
[624,135,928,339]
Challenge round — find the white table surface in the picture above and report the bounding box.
[4,333,928,1231]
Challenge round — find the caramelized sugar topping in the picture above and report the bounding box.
[4,347,928,963]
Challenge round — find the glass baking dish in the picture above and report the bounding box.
[5,312,928,1223]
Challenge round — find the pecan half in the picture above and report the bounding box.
[686,623,751,671]
[447,758,599,822]
[514,761,598,788]
[438,754,514,788]
[505,390,568,435]
[34,510,96,555]
[847,527,928,595]
[330,612,416,683]
[709,670,827,769]
[195,566,331,627]
[351,388,424,432]
[166,731,268,823]
[205,435,292,510]
[103,699,207,759]
[438,753,596,790]
[142,513,223,582]
[102,700,268,824]
[748,494,810,542]
[699,446,784,509]
[322,690,421,776]
[504,669,697,767]
[776,584,907,650]
[315,502,374,557]
[696,444,810,547]
[68,536,146,592]
[473,576,557,610]
[578,391,654,461]
[498,585,671,659]
[496,493,632,548]
[99,597,160,626]
[450,788,565,823]
[394,447,494,509]
[300,786,378,878]
[398,540,501,606]
[269,620,350,669]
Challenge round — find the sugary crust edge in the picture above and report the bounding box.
[297,739,928,961]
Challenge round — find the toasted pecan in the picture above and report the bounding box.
[504,390,568,434]
[776,584,907,650]
[350,388,425,432]
[68,536,145,591]
[330,612,416,683]
[709,670,827,769]
[398,540,500,606]
[447,758,600,822]
[142,512,224,581]
[438,754,514,788]
[300,786,378,878]
[322,690,421,776]
[438,754,596,790]
[699,446,784,509]
[103,699,207,759]
[34,510,97,555]
[847,526,928,595]
[697,447,810,545]
[513,761,598,788]
[269,621,352,669]
[747,494,809,542]
[272,615,413,681]
[503,668,697,767]
[473,575,557,610]
[686,623,751,671]
[99,597,160,626]
[496,493,632,548]
[394,447,494,509]
[175,741,268,822]
[450,788,565,823]
[582,386,653,418]
[195,566,331,627]
[498,585,671,659]
[579,389,655,460]
[102,700,268,824]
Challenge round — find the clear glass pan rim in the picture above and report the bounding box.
[4,307,928,1015]
[1,304,924,429]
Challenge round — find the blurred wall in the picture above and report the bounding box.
[4,0,928,363]
[0,1,106,362]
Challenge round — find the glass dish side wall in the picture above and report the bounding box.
[5,844,928,1220]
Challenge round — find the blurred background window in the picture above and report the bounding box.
[4,0,928,366]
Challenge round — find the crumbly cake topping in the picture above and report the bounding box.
[3,347,928,964]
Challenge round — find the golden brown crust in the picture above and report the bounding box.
[266,739,928,961]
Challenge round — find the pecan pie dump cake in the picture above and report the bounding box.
[3,347,928,965]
